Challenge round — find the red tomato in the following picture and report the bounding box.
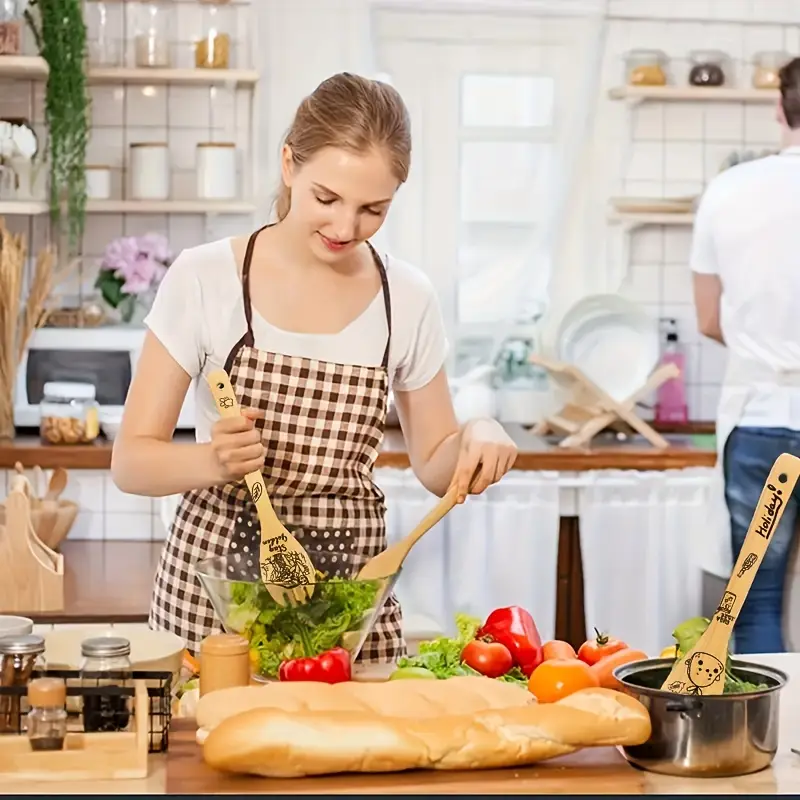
[461,640,513,678]
[589,648,648,690]
[542,640,578,661]
[527,658,599,703]
[578,629,628,666]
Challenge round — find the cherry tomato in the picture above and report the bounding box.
[578,629,629,666]
[461,640,513,678]
[527,658,599,703]
[589,648,648,690]
[542,640,578,661]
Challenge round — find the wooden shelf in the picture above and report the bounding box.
[608,211,695,228]
[609,85,779,103]
[0,55,48,79]
[86,200,257,214]
[0,200,49,215]
[87,67,259,87]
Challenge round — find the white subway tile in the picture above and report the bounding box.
[663,228,694,263]
[662,261,694,304]
[168,216,207,253]
[122,214,169,238]
[699,385,722,419]
[105,512,153,541]
[69,511,105,541]
[743,25,785,59]
[699,339,728,384]
[704,143,737,180]
[83,215,124,256]
[104,477,153,514]
[628,142,665,182]
[664,103,704,141]
[87,126,125,168]
[62,471,105,513]
[704,103,745,143]
[90,86,124,128]
[744,104,780,144]
[126,86,168,128]
[629,228,665,264]
[167,87,212,129]
[210,87,237,131]
[169,128,206,172]
[665,142,704,182]
[621,263,662,304]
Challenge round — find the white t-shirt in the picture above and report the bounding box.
[690,146,800,429]
[144,237,449,441]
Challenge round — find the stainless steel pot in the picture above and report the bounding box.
[614,657,788,778]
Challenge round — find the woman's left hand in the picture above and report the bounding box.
[450,418,518,503]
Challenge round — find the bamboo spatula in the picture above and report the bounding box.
[207,369,315,606]
[357,481,466,582]
[661,452,800,696]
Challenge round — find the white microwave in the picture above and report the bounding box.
[14,325,195,429]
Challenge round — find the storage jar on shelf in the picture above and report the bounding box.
[84,0,122,67]
[624,49,668,87]
[85,165,112,200]
[196,142,237,199]
[752,51,790,90]
[39,382,100,445]
[0,0,23,55]
[688,49,730,87]
[132,0,174,68]
[129,142,170,200]
[195,0,232,69]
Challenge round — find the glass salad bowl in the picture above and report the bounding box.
[193,555,398,681]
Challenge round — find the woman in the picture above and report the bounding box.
[111,72,518,664]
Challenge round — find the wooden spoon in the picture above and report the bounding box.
[207,369,315,606]
[661,452,800,696]
[43,467,68,502]
[357,473,477,582]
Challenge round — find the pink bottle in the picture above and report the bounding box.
[655,318,688,425]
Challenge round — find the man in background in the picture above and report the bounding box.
[691,57,800,654]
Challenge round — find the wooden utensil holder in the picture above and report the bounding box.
[0,475,64,612]
[530,355,679,450]
[0,681,149,781]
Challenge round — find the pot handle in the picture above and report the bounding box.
[665,698,703,714]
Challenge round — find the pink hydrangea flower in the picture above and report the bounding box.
[100,233,173,295]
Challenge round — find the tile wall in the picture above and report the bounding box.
[598,5,800,419]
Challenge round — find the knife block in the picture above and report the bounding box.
[0,475,64,613]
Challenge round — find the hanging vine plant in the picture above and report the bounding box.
[25,0,90,258]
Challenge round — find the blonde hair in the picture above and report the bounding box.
[274,73,412,221]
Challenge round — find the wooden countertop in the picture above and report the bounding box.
[0,424,716,472]
[19,540,161,624]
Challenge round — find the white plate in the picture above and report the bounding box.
[556,295,660,403]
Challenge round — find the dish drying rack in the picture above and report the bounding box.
[0,669,172,781]
[529,355,679,449]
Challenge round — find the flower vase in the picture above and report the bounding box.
[117,289,156,326]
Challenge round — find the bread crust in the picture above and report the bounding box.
[198,678,651,778]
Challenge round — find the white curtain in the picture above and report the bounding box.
[578,468,713,657]
[378,467,561,640]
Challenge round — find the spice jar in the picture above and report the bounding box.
[85,165,112,200]
[129,142,170,200]
[0,0,23,56]
[27,678,67,752]
[79,636,133,733]
[625,49,668,87]
[196,142,237,199]
[753,51,790,90]
[0,634,47,734]
[199,634,250,697]
[40,381,100,445]
[84,0,122,66]
[688,50,729,87]
[195,0,232,69]
[133,0,173,68]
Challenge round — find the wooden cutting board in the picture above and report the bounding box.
[165,720,648,794]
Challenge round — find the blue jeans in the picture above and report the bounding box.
[724,427,800,654]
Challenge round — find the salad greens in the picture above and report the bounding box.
[396,613,528,686]
[228,577,382,678]
[672,617,769,694]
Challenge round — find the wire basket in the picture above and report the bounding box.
[0,669,173,753]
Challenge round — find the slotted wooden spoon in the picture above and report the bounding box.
[207,369,315,606]
[661,452,800,696]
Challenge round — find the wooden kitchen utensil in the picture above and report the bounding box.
[661,452,800,696]
[207,369,315,606]
[44,467,68,502]
[0,474,64,613]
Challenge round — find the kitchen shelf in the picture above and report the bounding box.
[0,200,49,215]
[608,211,695,228]
[0,55,48,79]
[609,85,779,104]
[0,58,259,87]
[86,200,257,214]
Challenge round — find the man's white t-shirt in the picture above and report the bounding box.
[143,237,449,441]
[690,145,800,428]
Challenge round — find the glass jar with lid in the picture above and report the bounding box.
[195,0,232,69]
[132,0,174,68]
[79,636,133,733]
[624,49,669,87]
[0,0,23,55]
[753,51,790,90]
[688,50,730,87]
[0,634,47,734]
[84,0,123,67]
[40,381,100,445]
[27,678,68,751]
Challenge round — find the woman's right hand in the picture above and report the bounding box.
[210,409,266,481]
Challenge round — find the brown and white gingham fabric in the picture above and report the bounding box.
[149,226,405,664]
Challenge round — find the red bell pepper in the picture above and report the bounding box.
[278,646,352,684]
[476,606,543,677]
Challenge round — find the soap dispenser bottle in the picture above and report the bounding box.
[655,318,688,424]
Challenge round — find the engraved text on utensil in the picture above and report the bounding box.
[261,550,313,587]
[755,484,784,540]
[715,590,737,625]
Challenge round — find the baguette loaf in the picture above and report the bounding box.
[200,678,651,778]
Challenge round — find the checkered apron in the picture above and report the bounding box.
[149,225,405,664]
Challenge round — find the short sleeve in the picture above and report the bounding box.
[690,181,720,276]
[393,284,449,392]
[143,249,207,378]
